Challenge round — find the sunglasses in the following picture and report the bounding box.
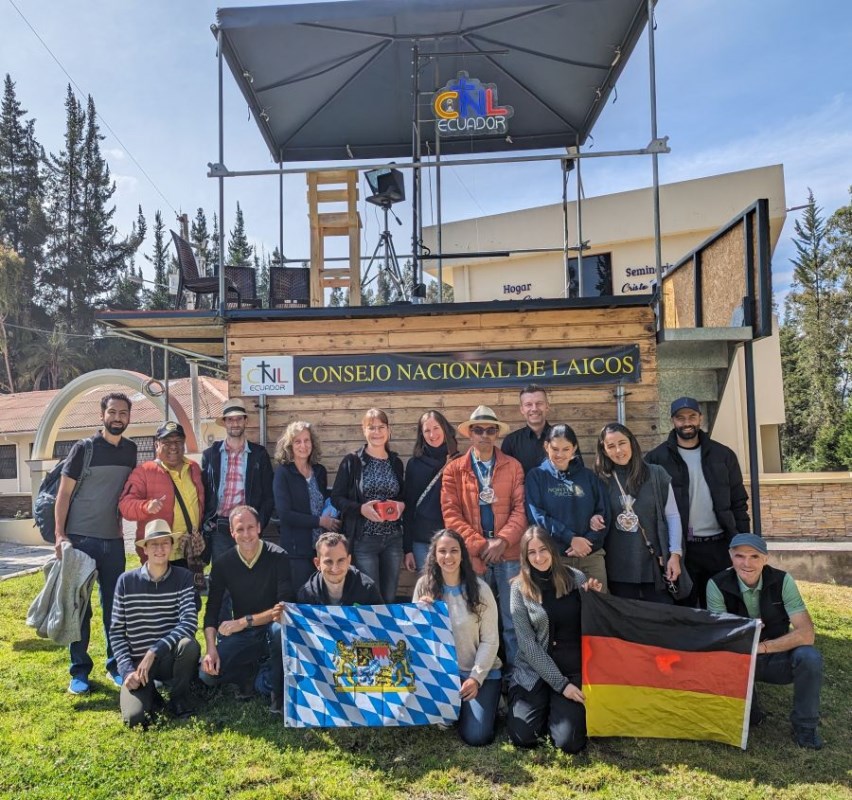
[470,426,499,436]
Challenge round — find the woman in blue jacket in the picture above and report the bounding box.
[525,424,609,590]
[273,421,340,594]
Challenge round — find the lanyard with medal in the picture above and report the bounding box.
[612,472,639,532]
[473,452,496,504]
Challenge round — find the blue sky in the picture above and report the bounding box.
[2,0,851,302]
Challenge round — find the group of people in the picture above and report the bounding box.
[48,387,824,750]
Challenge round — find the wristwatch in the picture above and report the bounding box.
[245,614,254,628]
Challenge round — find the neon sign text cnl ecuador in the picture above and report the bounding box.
[433,72,514,136]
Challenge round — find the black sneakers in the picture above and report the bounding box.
[792,726,824,750]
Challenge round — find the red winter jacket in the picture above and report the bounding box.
[119,459,205,560]
[441,447,526,574]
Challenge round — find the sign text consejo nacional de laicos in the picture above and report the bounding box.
[241,345,641,396]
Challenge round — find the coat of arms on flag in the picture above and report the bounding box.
[281,602,461,727]
[581,591,761,749]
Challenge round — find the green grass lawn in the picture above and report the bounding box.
[1,573,850,800]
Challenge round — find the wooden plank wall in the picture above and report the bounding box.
[227,306,659,477]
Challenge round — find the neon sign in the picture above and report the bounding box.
[433,72,514,137]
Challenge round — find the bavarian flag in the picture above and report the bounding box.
[281,602,461,728]
[582,591,760,749]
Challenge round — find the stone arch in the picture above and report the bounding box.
[32,368,200,461]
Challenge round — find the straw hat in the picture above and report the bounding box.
[139,519,183,549]
[457,405,510,437]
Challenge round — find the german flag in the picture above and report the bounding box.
[582,591,760,749]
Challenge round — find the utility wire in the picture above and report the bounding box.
[2,320,105,341]
[7,0,179,217]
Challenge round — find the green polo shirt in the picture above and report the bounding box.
[706,571,807,618]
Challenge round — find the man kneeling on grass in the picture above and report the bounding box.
[109,519,200,728]
[200,504,288,713]
[706,533,824,750]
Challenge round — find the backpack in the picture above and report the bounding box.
[33,438,94,544]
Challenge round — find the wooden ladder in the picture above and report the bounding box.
[306,170,362,307]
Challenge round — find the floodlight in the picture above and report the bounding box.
[365,167,405,206]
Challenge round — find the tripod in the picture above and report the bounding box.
[361,201,410,300]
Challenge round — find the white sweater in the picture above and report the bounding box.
[414,576,501,684]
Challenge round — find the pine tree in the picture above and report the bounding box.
[780,190,848,469]
[190,207,213,276]
[145,210,171,310]
[330,286,349,307]
[425,277,454,303]
[254,248,270,308]
[0,75,46,390]
[0,75,44,260]
[227,202,253,265]
[41,88,141,334]
[210,213,221,275]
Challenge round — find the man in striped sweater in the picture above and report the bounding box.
[110,519,200,727]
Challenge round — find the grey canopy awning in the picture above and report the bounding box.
[214,0,652,162]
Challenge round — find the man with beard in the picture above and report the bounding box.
[646,396,749,607]
[54,392,138,695]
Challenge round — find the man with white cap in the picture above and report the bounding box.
[109,519,200,728]
[646,396,750,607]
[442,405,526,672]
[201,399,274,564]
[706,533,823,749]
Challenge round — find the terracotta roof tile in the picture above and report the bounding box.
[0,377,229,434]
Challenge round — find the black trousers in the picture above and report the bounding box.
[609,581,673,605]
[507,677,587,754]
[684,537,731,608]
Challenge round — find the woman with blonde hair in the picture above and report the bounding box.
[332,409,405,602]
[508,526,601,754]
[273,421,339,593]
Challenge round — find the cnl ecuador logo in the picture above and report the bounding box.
[241,356,294,395]
[433,71,514,136]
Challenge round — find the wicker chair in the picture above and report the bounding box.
[224,265,261,308]
[269,266,310,309]
[171,230,240,309]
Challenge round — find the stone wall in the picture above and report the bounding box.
[0,494,32,518]
[751,473,852,540]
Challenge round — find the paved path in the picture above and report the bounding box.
[0,541,53,581]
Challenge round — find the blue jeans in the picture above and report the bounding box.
[755,645,822,729]
[458,677,501,746]
[67,534,126,680]
[200,623,283,694]
[482,559,520,672]
[412,541,431,572]
[354,531,403,603]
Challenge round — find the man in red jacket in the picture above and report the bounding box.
[441,405,526,673]
[119,422,205,587]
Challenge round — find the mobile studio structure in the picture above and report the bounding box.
[98,0,773,530]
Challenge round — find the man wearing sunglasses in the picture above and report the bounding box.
[442,405,527,674]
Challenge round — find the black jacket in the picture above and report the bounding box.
[273,462,329,557]
[646,430,749,541]
[297,566,383,606]
[402,445,458,552]
[331,446,405,543]
[201,440,274,529]
[712,564,790,641]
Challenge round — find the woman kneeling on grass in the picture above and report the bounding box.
[413,529,501,746]
[508,525,602,754]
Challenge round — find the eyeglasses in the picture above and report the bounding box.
[158,439,185,450]
[470,426,499,436]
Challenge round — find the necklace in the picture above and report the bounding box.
[472,452,496,504]
[612,472,639,532]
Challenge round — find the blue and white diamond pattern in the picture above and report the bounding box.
[282,601,461,728]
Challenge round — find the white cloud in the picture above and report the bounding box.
[104,147,126,161]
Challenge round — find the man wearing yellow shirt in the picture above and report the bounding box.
[120,423,205,580]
